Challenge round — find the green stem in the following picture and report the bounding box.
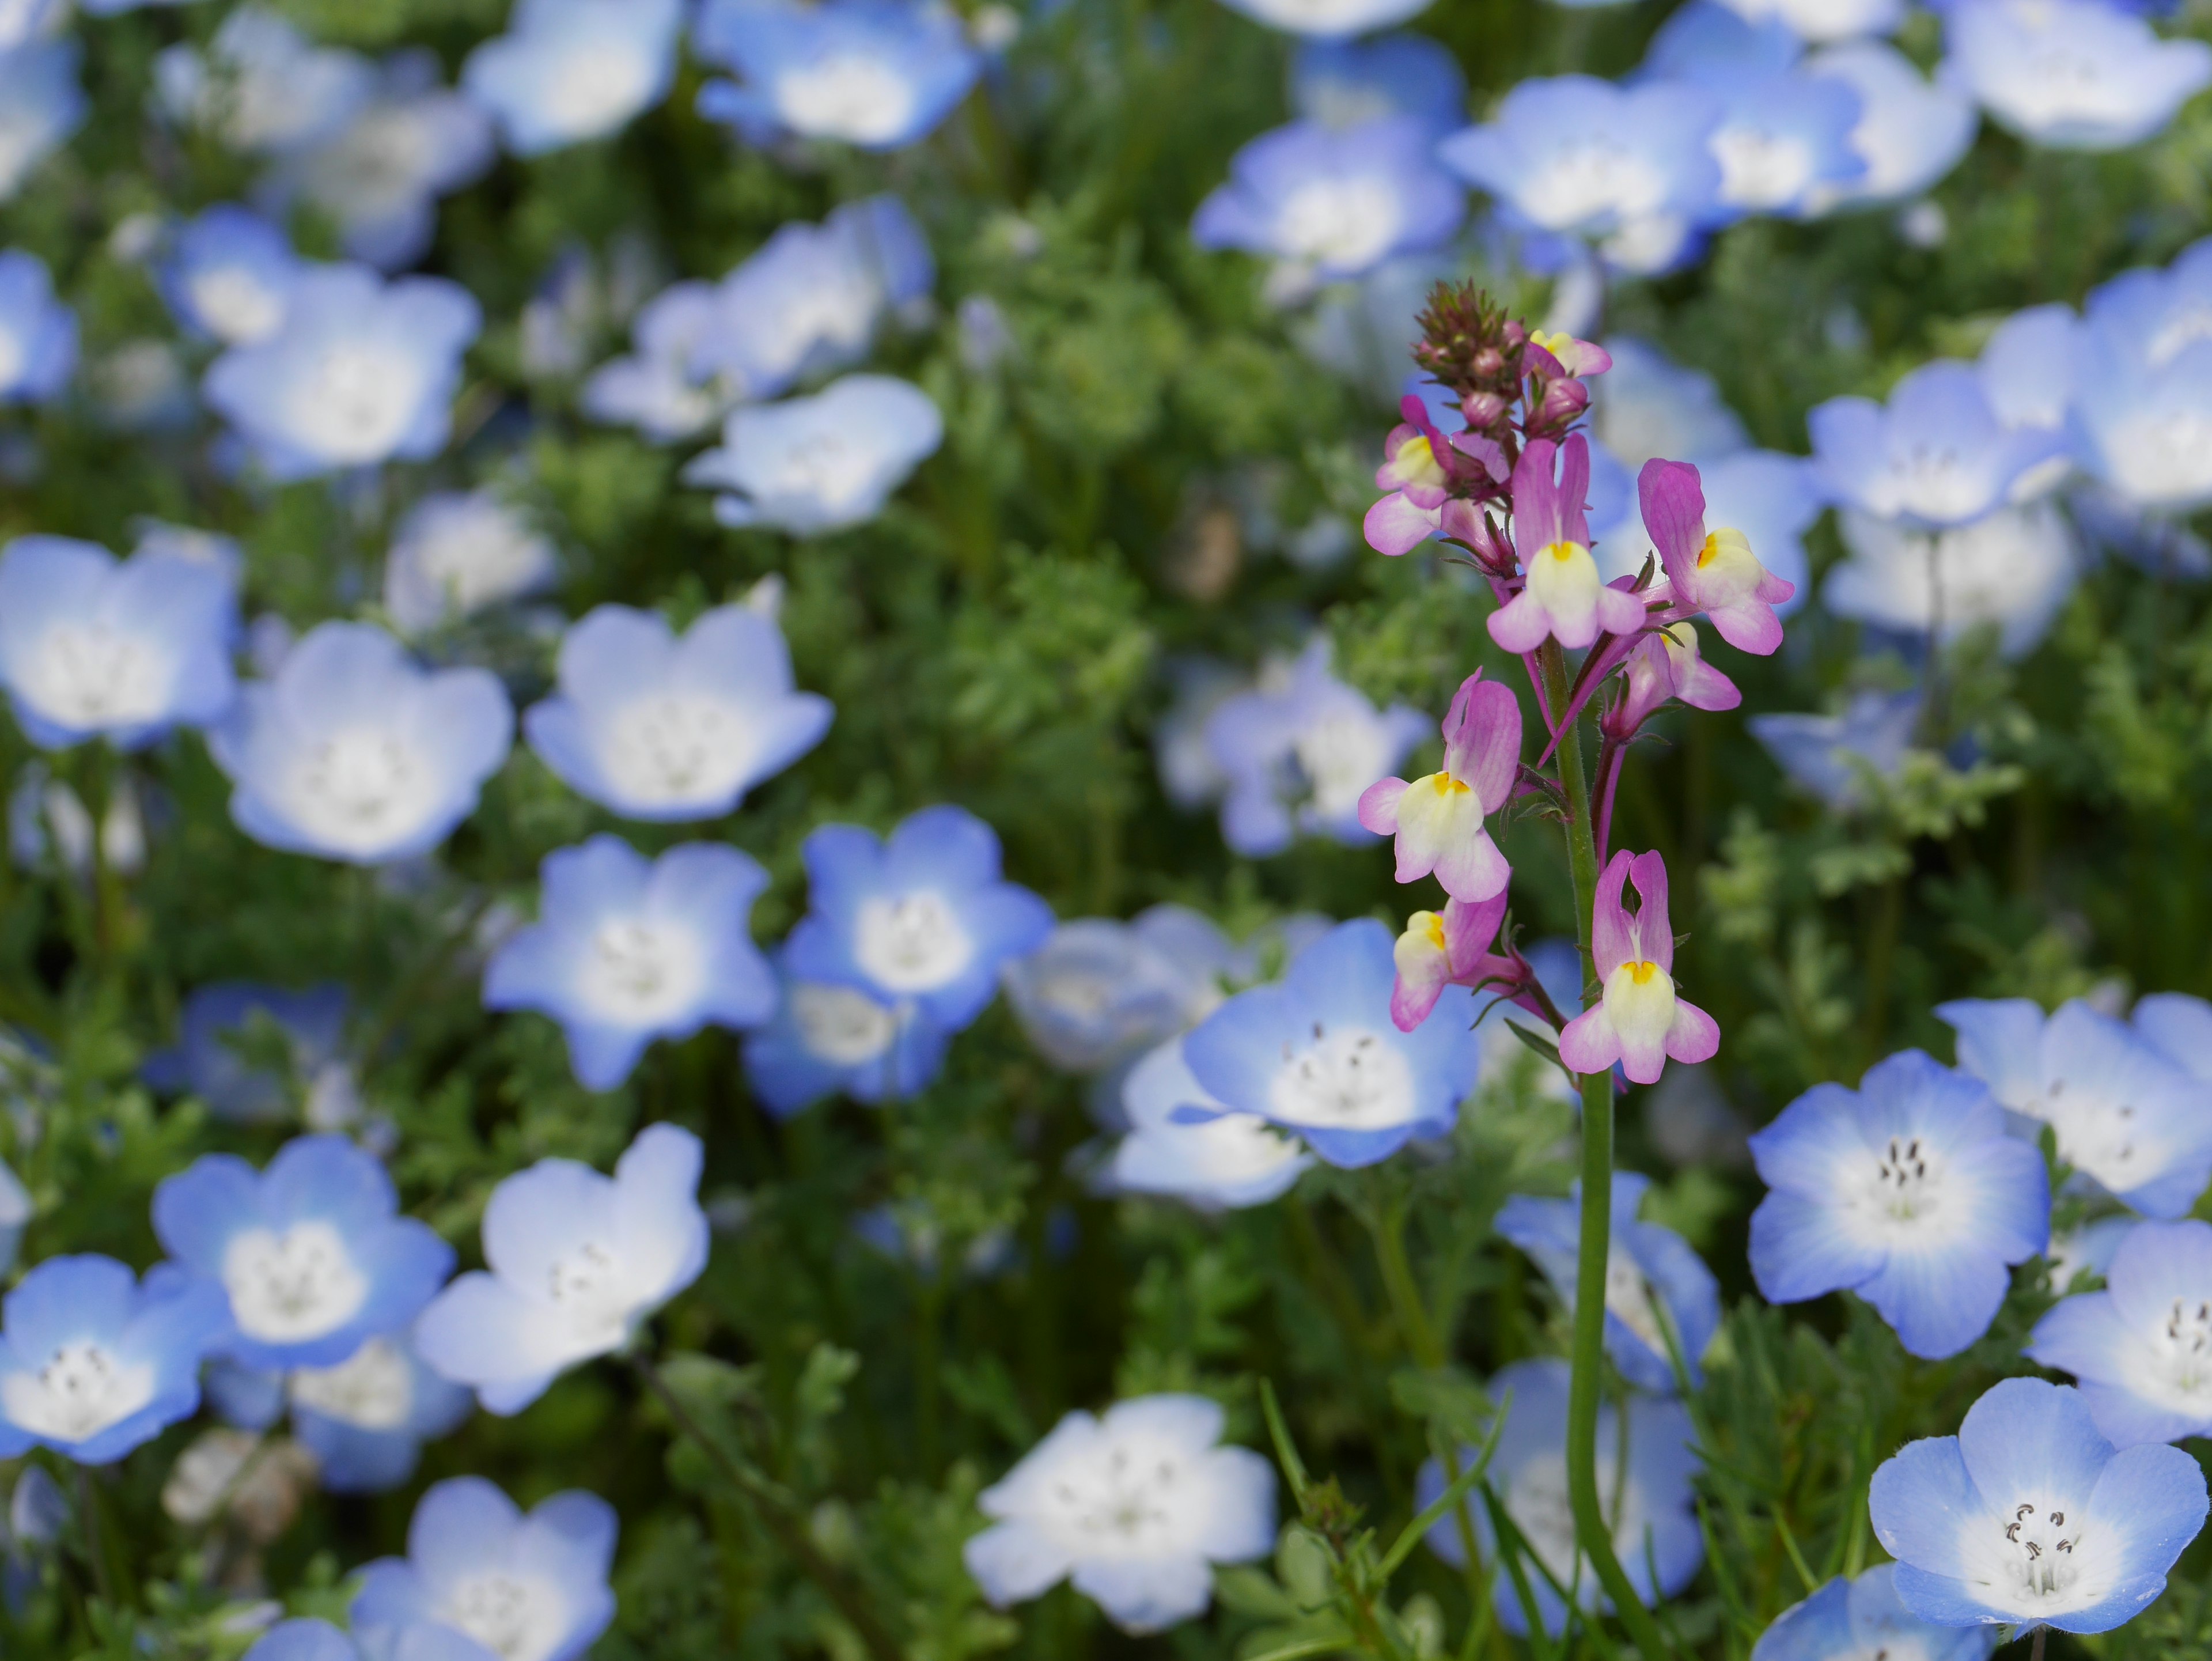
[915,1270,945,1477]
[77,1466,114,1610]
[1372,1192,1442,1369]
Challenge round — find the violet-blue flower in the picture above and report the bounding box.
[2133,990,2212,1079]
[1714,0,1906,42]
[1752,1566,1998,1661]
[158,205,299,346]
[1588,335,1749,470]
[145,981,352,1126]
[0,40,86,205]
[213,1329,474,1494]
[1823,502,2080,656]
[743,960,954,1115]
[1940,0,2212,152]
[0,249,74,405]
[1109,1035,1313,1209]
[463,0,684,157]
[1002,906,1244,1074]
[153,7,374,157]
[1801,41,1977,210]
[1289,33,1465,131]
[2030,1218,2212,1447]
[1191,116,1463,282]
[1748,687,1922,810]
[683,373,944,534]
[694,0,981,151]
[383,490,559,636]
[244,1618,485,1661]
[1810,360,2064,528]
[580,279,724,441]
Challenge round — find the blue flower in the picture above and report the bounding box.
[1752,1566,1998,1661]
[1588,336,1749,470]
[0,1254,229,1465]
[1109,1035,1314,1208]
[463,0,684,156]
[0,3,60,54]
[743,960,954,1116]
[0,249,75,405]
[209,1329,474,1493]
[1181,918,1478,1167]
[484,837,777,1091]
[203,263,482,480]
[523,602,831,822]
[383,490,559,635]
[1290,33,1465,131]
[209,621,514,865]
[1748,687,1922,810]
[1870,1376,2208,1632]
[1810,360,2063,528]
[1497,1172,1722,1391]
[243,1618,488,1661]
[2029,1218,2212,1447]
[1002,906,1245,1074]
[1748,1049,2048,1358]
[0,1160,26,1276]
[784,804,1055,1033]
[1418,1359,1702,1636]
[0,41,86,205]
[1192,117,1463,281]
[683,373,944,534]
[2134,990,2212,1079]
[694,0,981,150]
[157,206,300,346]
[414,1123,708,1413]
[1940,998,2212,1219]
[154,9,375,157]
[1823,501,2080,656]
[353,1476,618,1661]
[145,982,351,1125]
[1711,0,1907,42]
[1213,0,1434,36]
[1800,41,1976,210]
[581,279,724,441]
[0,536,238,751]
[1940,0,2212,152]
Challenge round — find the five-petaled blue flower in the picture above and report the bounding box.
[743,959,954,1117]
[1809,360,2063,529]
[1191,116,1464,281]
[208,1328,474,1494]
[693,0,981,150]
[463,0,685,157]
[0,249,77,406]
[682,373,944,535]
[157,205,300,346]
[1751,1565,1998,1661]
[2030,1217,2212,1448]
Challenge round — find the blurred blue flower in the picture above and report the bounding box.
[1748,1049,2048,1358]
[463,0,684,157]
[484,837,777,1091]
[157,206,299,346]
[744,962,954,1115]
[1940,0,2212,152]
[2074,346,2212,516]
[2134,990,2212,1079]
[1711,0,1906,42]
[209,620,514,865]
[1191,117,1463,281]
[0,1254,229,1465]
[1752,1566,1999,1661]
[1978,301,2080,440]
[1498,1172,1722,1390]
[524,602,831,821]
[581,279,724,441]
[210,1329,474,1494]
[1823,501,2080,656]
[0,2,59,52]
[1419,1359,1703,1636]
[203,264,480,479]
[154,7,375,156]
[383,490,559,635]
[683,373,944,534]
[0,536,238,751]
[145,982,351,1125]
[1002,905,1245,1073]
[0,1161,26,1277]
[0,249,74,405]
[0,41,86,205]
[1811,361,2062,527]
[244,1618,488,1661]
[1588,335,1748,470]
[1749,687,1922,809]
[2032,1218,2212,1447]
[1801,41,1976,210]
[353,1476,618,1661]
[1870,1376,2207,1630]
[414,1123,707,1413]
[1290,33,1465,131]
[1109,1035,1313,1208]
[1941,997,2212,1218]
[1214,0,1433,35]
[694,0,980,150]
[785,804,1054,1033]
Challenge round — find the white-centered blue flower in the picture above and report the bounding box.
[0,249,74,406]
[524,602,831,822]
[1979,301,2081,446]
[1713,0,1906,43]
[1940,0,2212,152]
[209,620,514,865]
[383,490,559,635]
[484,837,778,1091]
[1748,687,1922,809]
[2031,1218,2212,1447]
[683,373,945,534]
[154,7,376,156]
[1941,997,2212,1219]
[463,0,684,156]
[1211,0,1433,36]
[0,1,59,55]
[0,536,238,751]
[1811,360,2064,527]
[203,263,480,480]
[0,1254,229,1466]
[744,960,954,1116]
[964,1394,1275,1634]
[1802,41,1976,211]
[414,1123,709,1413]
[1290,34,1465,131]
[1589,336,1748,470]
[1109,1035,1313,1208]
[0,40,86,205]
[581,279,724,441]
[694,0,982,150]
[784,804,1055,1034]
[145,982,353,1125]
[1823,502,2080,657]
[153,1134,455,1374]
[158,205,300,346]
[1497,1172,1722,1390]
[353,1476,618,1661]
[2075,365,2212,514]
[1003,905,1249,1075]
[243,1618,487,1661]
[211,1329,474,1494]
[1191,116,1463,282]
[1752,1566,1999,1661]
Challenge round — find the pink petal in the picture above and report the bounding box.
[1364,492,1441,557]
[1392,973,1446,1032]
[1487,591,1551,653]
[1357,775,1410,835]
[1590,850,1634,977]
[1666,999,1721,1065]
[1442,891,1510,972]
[1442,675,1524,806]
[1449,430,1509,483]
[1434,830,1510,904]
[1616,1020,1670,1085]
[1593,584,1648,639]
[1677,656,1741,712]
[1556,434,1592,548]
[1628,850,1673,971]
[1557,1007,1619,1076]
[1523,342,1566,379]
[1637,459,1707,589]
[1755,569,1797,604]
[1509,440,1562,558]
[1709,599,1785,656]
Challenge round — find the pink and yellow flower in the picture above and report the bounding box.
[1557,849,1719,1085]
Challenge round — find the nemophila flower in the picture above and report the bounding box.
[581,280,722,441]
[1752,1566,2001,1661]
[1715,0,1907,42]
[744,962,953,1115]
[2047,1213,2135,1291]
[0,2,58,56]
[210,1328,474,1493]
[1824,503,2079,657]
[483,837,777,1092]
[1109,1035,1313,1208]
[1940,0,2212,151]
[1978,302,2080,440]
[157,206,298,346]
[2029,1219,2212,1447]
[203,264,480,480]
[1749,687,1922,809]
[153,7,374,156]
[0,249,74,406]
[383,490,559,636]
[0,536,238,751]
[1290,33,1465,130]
[1181,918,1479,1167]
[1363,394,1509,557]
[1191,117,1463,283]
[245,1618,493,1661]
[1748,1049,2048,1358]
[1357,671,1520,903]
[1802,41,1977,211]
[1003,906,1241,1073]
[1419,1359,1702,1636]
[1941,998,2212,1219]
[2072,340,2212,514]
[1810,361,2063,528]
[523,603,831,822]
[1559,850,1719,1085]
[683,373,944,534]
[1498,1172,1722,1391]
[209,621,513,865]
[0,41,86,205]
[2080,237,2212,372]
[353,1477,618,1661]
[463,0,684,157]
[0,1160,26,1275]
[2134,992,2212,1080]
[0,1254,229,1465]
[694,0,982,150]
[145,982,353,1125]
[1488,436,1647,652]
[1589,336,1749,470]
[1870,1376,2209,1632]
[964,1394,1274,1633]
[1639,457,1798,652]
[414,1124,707,1413]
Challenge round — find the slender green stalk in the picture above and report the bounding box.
[915,1269,945,1476]
[76,1466,113,1609]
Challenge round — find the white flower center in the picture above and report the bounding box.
[2012,45,2121,123]
[2141,1295,2212,1412]
[541,1238,637,1346]
[1275,178,1402,270]
[287,341,422,464]
[790,982,900,1065]
[752,427,878,513]
[2030,1077,2172,1197]
[540,40,657,136]
[1526,140,1666,230]
[289,1335,415,1429]
[438,1572,570,1661]
[287,728,439,854]
[0,321,22,391]
[774,54,918,144]
[1987,1498,2087,1603]
[1293,713,1393,820]
[309,108,439,217]
[1875,441,1990,521]
[1711,126,1815,210]
[854,892,973,993]
[2101,410,2212,508]
[1036,1433,1199,1557]
[0,1341,157,1444]
[190,265,287,344]
[600,694,759,808]
[223,1220,370,1342]
[1268,1022,1416,1129]
[20,623,169,729]
[576,918,704,1025]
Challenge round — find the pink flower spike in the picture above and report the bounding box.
[1389,890,1510,1031]
[1359,672,1521,902]
[1490,436,1646,652]
[1556,849,1720,1085]
[1637,457,1797,657]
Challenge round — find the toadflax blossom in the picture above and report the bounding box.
[157,205,300,347]
[1357,670,1521,902]
[1490,436,1648,652]
[693,0,982,151]
[1809,361,2063,529]
[1558,850,1720,1085]
[1940,998,2212,1219]
[0,536,238,751]
[1870,1376,2209,1632]
[414,1123,708,1413]
[1181,918,1480,1167]
[2029,1219,2212,1448]
[1747,1049,2050,1359]
[382,490,558,637]
[353,1475,617,1661]
[1108,1035,1313,1209]
[0,249,75,406]
[1419,1359,1703,1636]
[1939,0,2212,153]
[683,373,944,535]
[1388,890,1514,1031]
[209,621,514,866]
[483,837,778,1092]
[1639,457,1797,653]
[525,603,831,823]
[152,1134,456,1374]
[964,1394,1275,1633]
[1752,1566,2000,1661]
[462,0,684,157]
[0,1254,229,1465]
[744,958,953,1115]
[1363,392,1509,556]
[1497,1172,1722,1391]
